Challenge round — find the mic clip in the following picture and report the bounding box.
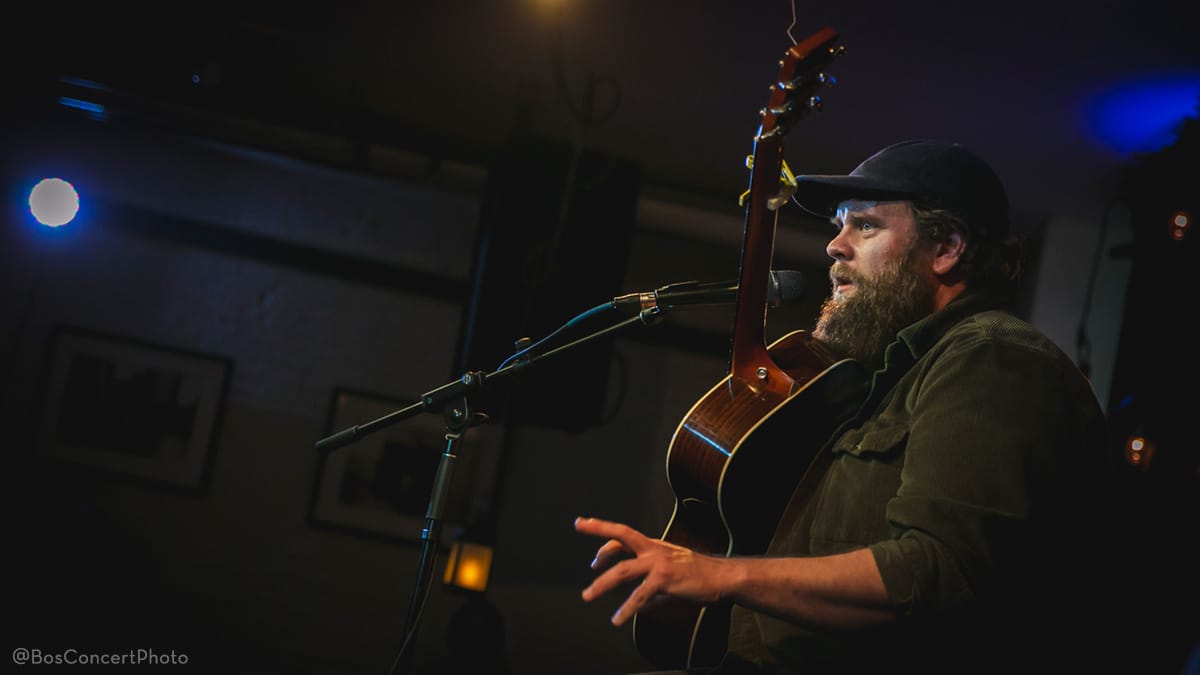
[638,306,665,326]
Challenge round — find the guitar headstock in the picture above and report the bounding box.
[730,26,842,388]
[756,27,843,144]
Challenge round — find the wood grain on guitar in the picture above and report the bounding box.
[630,27,862,672]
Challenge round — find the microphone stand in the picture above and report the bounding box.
[313,306,663,675]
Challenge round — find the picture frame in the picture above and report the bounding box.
[308,387,502,544]
[35,325,233,493]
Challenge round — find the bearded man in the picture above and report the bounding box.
[575,140,1115,674]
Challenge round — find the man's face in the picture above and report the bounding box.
[812,200,938,363]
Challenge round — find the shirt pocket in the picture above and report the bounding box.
[834,423,909,460]
[808,424,909,551]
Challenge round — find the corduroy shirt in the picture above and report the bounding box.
[717,291,1112,674]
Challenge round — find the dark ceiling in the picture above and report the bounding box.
[7,0,1200,233]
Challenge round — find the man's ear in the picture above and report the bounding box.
[931,230,966,276]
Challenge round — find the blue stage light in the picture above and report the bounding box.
[1088,73,1200,154]
[28,177,81,227]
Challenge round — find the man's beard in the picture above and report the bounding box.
[813,246,937,364]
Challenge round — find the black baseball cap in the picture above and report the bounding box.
[792,139,1010,240]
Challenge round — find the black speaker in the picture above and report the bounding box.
[455,131,640,433]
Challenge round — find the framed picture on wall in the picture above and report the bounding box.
[35,325,233,493]
[308,388,500,544]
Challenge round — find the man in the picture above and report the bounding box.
[575,139,1115,673]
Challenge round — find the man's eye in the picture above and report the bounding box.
[858,221,875,231]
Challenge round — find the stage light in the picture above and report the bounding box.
[28,178,80,228]
[58,96,105,115]
[1088,73,1200,154]
[57,77,110,121]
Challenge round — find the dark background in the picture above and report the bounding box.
[2,1,1197,673]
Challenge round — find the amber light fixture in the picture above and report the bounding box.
[1168,210,1190,241]
[443,520,496,593]
[1123,434,1157,471]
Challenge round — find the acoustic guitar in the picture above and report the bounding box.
[630,27,868,671]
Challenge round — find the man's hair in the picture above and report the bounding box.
[911,204,1023,295]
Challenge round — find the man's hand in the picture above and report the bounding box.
[574,516,734,626]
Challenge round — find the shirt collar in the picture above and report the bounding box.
[893,292,1011,361]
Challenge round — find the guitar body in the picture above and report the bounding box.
[630,26,847,671]
[632,331,867,670]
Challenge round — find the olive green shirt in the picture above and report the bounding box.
[719,292,1112,674]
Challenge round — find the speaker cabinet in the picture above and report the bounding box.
[455,132,640,433]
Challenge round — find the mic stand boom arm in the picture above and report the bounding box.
[313,305,663,455]
[312,306,662,675]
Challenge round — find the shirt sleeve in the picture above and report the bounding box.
[867,327,1095,616]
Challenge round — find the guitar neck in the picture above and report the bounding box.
[729,26,840,396]
[731,133,784,390]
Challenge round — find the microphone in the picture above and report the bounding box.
[612,269,806,314]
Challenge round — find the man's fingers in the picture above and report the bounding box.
[612,579,659,626]
[591,539,628,570]
[574,516,648,552]
[574,516,634,539]
[576,516,673,617]
[582,556,649,603]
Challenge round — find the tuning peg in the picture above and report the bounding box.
[819,73,837,86]
[808,96,823,112]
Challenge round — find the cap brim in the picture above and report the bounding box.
[792,175,916,220]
